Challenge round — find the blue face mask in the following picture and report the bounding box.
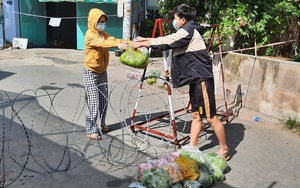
[173,19,179,30]
[97,23,106,31]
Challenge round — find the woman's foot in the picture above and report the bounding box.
[86,133,102,140]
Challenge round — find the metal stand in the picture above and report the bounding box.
[205,23,230,123]
[129,19,229,147]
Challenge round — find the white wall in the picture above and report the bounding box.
[0,0,3,46]
[2,0,20,44]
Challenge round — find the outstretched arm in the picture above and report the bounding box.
[135,36,152,42]
[131,40,151,49]
[132,36,152,49]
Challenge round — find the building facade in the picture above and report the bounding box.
[1,0,159,49]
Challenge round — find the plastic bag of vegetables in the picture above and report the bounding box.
[170,182,183,188]
[210,164,225,184]
[179,146,208,168]
[196,166,213,188]
[127,181,147,188]
[174,155,199,181]
[204,152,227,172]
[140,167,173,188]
[181,180,201,188]
[120,47,149,69]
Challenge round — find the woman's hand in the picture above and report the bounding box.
[117,42,128,50]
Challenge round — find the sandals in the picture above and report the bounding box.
[101,125,110,132]
[86,133,102,140]
[217,151,231,161]
[223,154,231,161]
[85,125,109,140]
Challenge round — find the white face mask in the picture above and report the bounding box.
[97,23,106,31]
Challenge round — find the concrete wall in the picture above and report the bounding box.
[220,53,300,119]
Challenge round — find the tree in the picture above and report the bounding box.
[158,0,300,57]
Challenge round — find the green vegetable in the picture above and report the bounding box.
[170,182,183,188]
[148,70,161,77]
[146,70,161,85]
[146,78,157,85]
[120,47,149,69]
[210,164,225,184]
[196,166,213,188]
[179,149,206,168]
[204,152,227,172]
[181,180,201,188]
[140,167,173,188]
[127,181,147,188]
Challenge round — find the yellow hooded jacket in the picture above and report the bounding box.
[84,8,123,74]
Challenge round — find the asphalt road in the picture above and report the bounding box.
[0,48,299,188]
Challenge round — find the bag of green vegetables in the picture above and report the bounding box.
[120,47,149,69]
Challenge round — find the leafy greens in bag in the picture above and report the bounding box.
[204,152,227,172]
[140,167,173,188]
[120,47,149,69]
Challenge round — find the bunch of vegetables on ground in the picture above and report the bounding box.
[127,146,227,188]
[145,70,162,85]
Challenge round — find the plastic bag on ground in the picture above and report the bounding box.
[204,152,227,172]
[210,164,225,184]
[170,182,183,188]
[127,181,147,188]
[196,166,213,188]
[140,167,173,188]
[181,180,201,188]
[179,146,225,185]
[137,152,176,181]
[179,146,208,168]
[174,155,199,181]
[137,158,157,181]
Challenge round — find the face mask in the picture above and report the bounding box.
[97,23,106,31]
[173,19,179,30]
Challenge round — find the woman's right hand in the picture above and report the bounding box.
[117,42,128,50]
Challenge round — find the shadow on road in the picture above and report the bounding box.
[199,123,245,161]
[0,90,154,188]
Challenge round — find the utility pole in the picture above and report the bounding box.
[122,0,131,40]
[1,2,6,47]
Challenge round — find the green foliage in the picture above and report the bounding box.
[158,0,300,56]
[280,116,300,133]
[291,44,300,62]
[293,54,300,62]
[265,47,274,56]
[140,19,154,37]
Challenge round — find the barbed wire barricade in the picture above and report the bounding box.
[0,77,211,187]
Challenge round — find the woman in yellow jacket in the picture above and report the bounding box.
[83,8,128,140]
